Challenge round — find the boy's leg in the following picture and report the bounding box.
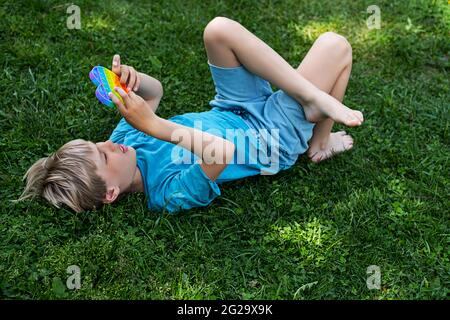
[203,17,363,127]
[295,32,355,163]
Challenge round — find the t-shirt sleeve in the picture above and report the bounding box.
[109,118,135,144]
[150,162,221,213]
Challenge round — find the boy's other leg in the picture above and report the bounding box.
[204,26,242,68]
[203,17,363,127]
[295,32,355,163]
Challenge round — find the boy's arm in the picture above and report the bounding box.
[148,116,235,181]
[109,88,234,182]
[136,72,163,113]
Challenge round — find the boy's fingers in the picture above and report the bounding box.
[113,54,120,66]
[127,67,136,92]
[134,73,141,91]
[120,66,129,85]
[128,91,138,100]
[112,54,121,75]
[108,92,126,112]
[114,87,131,105]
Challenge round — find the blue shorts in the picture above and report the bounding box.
[208,61,315,167]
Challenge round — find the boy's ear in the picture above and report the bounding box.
[103,186,120,204]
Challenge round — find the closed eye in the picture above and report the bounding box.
[94,143,107,165]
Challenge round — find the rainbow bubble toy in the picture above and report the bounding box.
[89,66,129,108]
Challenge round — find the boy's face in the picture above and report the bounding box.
[89,140,137,202]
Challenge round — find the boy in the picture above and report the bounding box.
[18,17,363,213]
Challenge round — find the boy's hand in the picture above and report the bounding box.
[111,54,141,92]
[109,87,157,134]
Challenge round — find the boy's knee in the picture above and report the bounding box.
[317,32,352,61]
[203,16,237,44]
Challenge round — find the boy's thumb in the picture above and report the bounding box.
[109,92,126,112]
[112,54,121,73]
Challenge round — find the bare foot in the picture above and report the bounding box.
[303,90,364,127]
[307,131,354,163]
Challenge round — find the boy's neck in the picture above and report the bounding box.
[128,166,144,193]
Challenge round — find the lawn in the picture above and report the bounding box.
[0,0,448,299]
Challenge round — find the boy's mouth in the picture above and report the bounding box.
[119,144,128,153]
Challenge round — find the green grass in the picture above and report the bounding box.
[1,0,449,299]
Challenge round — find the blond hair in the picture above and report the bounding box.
[15,139,107,212]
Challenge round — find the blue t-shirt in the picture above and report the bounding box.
[109,108,287,213]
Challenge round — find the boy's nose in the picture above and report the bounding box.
[106,140,118,151]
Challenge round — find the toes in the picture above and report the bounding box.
[309,131,354,162]
[343,136,354,147]
[316,153,325,162]
[345,139,354,150]
[343,135,353,142]
[310,153,321,163]
[348,111,363,126]
[307,150,318,159]
[355,111,364,122]
[309,150,327,163]
[343,113,362,127]
[347,119,361,127]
